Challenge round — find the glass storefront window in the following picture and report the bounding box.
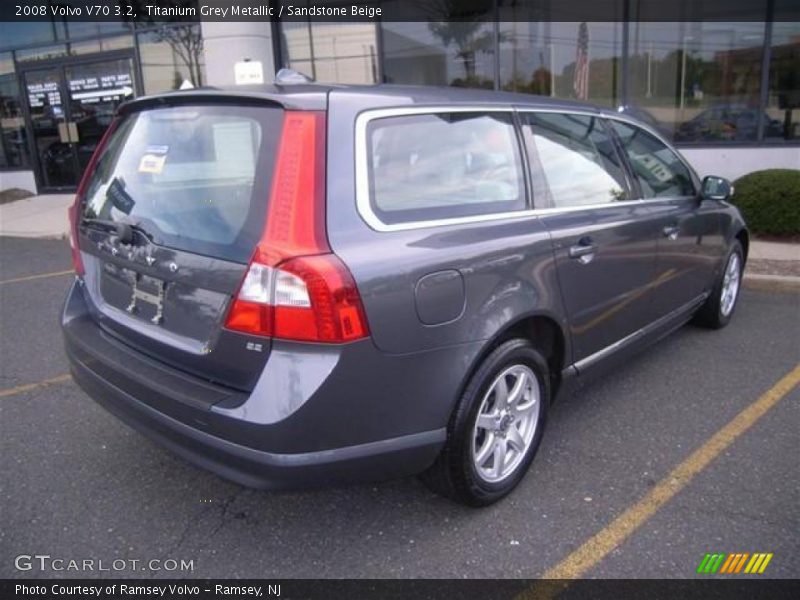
[14,45,69,63]
[68,35,134,56]
[381,22,448,86]
[627,22,766,142]
[281,21,312,77]
[0,22,132,53]
[0,52,29,169]
[381,21,495,88]
[61,22,132,41]
[0,23,63,52]
[138,25,206,94]
[282,21,379,84]
[498,21,623,105]
[767,21,800,141]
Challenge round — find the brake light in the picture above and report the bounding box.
[68,119,119,276]
[224,111,370,343]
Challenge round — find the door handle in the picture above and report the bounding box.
[568,238,597,264]
[662,225,680,240]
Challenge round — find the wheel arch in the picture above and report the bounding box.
[735,227,750,263]
[457,312,570,410]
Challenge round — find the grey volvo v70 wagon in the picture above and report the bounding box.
[62,80,747,506]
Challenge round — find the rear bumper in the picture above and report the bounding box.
[69,354,444,489]
[62,279,449,489]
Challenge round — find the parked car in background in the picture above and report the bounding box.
[62,80,748,506]
[675,104,783,142]
[616,104,672,138]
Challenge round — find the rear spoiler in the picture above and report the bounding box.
[118,85,329,116]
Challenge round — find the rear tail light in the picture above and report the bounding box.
[225,255,369,342]
[224,111,370,343]
[68,119,119,276]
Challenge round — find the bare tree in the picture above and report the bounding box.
[154,24,204,87]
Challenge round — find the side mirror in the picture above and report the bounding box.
[701,175,733,201]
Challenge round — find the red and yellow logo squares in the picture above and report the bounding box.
[697,552,773,574]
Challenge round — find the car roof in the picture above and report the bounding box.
[122,82,606,114]
[331,83,601,110]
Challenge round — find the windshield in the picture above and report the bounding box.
[82,103,283,263]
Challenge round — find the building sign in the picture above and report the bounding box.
[68,72,133,104]
[26,81,61,108]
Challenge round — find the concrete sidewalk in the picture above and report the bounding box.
[748,239,800,261]
[0,193,73,239]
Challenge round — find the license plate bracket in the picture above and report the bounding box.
[126,273,167,324]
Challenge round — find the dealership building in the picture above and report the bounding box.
[0,1,798,194]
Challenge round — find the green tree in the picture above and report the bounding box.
[420,0,493,80]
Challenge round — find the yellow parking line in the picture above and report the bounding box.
[0,269,74,285]
[0,374,72,398]
[519,363,800,595]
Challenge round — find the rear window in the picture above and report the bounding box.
[366,112,526,225]
[82,104,283,263]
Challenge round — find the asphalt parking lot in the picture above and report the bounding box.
[1,236,798,580]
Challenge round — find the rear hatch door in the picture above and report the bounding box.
[76,101,284,392]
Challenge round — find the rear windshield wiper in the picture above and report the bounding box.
[83,218,152,244]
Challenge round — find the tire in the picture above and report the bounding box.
[420,339,550,507]
[693,240,744,329]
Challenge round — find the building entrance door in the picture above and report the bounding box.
[21,54,135,191]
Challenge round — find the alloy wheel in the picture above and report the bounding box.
[720,252,741,317]
[471,364,540,483]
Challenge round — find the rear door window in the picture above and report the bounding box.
[609,120,695,199]
[83,104,283,263]
[366,112,526,225]
[521,112,629,209]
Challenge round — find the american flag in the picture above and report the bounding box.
[573,22,589,100]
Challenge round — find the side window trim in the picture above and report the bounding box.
[518,111,555,210]
[511,109,536,212]
[355,106,533,232]
[603,116,645,201]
